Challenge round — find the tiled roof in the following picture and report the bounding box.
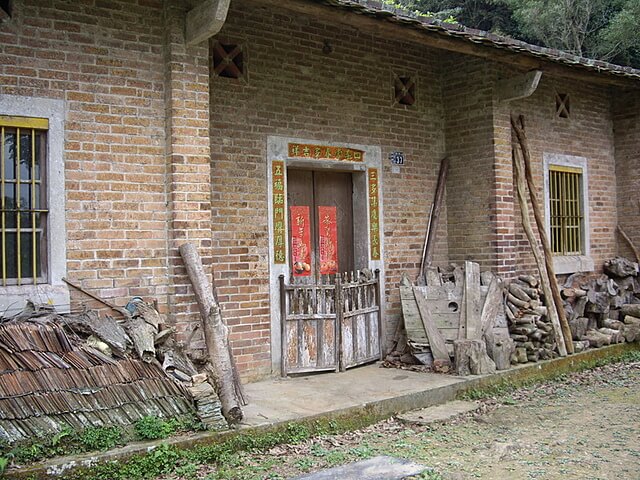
[0,321,194,444]
[318,0,640,82]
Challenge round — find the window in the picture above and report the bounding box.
[543,153,593,274]
[394,75,416,106]
[555,92,570,118]
[0,116,48,285]
[548,166,583,255]
[0,94,68,316]
[212,41,245,80]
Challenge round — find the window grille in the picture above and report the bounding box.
[549,165,583,255]
[0,116,48,286]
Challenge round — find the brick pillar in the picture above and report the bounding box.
[163,1,212,341]
[614,90,640,259]
[491,101,518,278]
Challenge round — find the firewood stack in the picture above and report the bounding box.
[563,257,640,350]
[505,275,558,364]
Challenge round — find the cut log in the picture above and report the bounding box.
[602,319,624,330]
[568,317,589,341]
[508,283,532,303]
[511,115,572,354]
[154,326,176,346]
[623,315,640,326]
[61,311,131,355]
[484,334,514,370]
[518,275,538,288]
[572,296,588,320]
[453,339,496,375]
[179,242,243,424]
[623,323,639,342]
[126,315,156,362]
[604,256,638,278]
[581,329,611,348]
[514,347,528,363]
[598,328,624,344]
[562,287,587,299]
[620,304,640,318]
[135,301,162,330]
[507,293,529,309]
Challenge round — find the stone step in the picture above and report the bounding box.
[396,400,480,426]
[290,455,426,480]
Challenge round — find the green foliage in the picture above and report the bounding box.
[0,456,7,474]
[396,0,640,67]
[80,426,123,452]
[134,416,178,441]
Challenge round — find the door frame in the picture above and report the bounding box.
[267,136,385,375]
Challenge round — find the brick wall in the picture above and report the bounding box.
[0,0,170,309]
[210,1,448,377]
[613,90,640,260]
[0,1,210,339]
[508,75,618,276]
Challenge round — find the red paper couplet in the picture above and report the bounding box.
[290,206,312,276]
[318,206,338,275]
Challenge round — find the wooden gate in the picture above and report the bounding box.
[280,270,382,376]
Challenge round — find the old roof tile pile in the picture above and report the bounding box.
[0,321,193,444]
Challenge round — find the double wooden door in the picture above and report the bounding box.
[280,169,382,376]
[286,169,354,280]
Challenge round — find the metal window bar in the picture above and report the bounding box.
[549,166,583,256]
[0,116,48,286]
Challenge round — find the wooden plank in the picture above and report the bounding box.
[425,266,441,286]
[464,261,482,340]
[400,285,429,345]
[413,287,450,361]
[423,157,449,268]
[186,0,230,46]
[480,277,503,335]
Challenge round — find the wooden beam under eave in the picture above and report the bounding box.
[495,70,543,102]
[245,0,640,90]
[186,0,231,46]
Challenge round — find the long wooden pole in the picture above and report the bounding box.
[511,143,568,357]
[511,116,573,354]
[179,242,243,424]
[424,156,450,269]
[617,225,640,263]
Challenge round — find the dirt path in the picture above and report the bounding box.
[164,359,640,480]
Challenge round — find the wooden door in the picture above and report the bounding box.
[286,169,354,280]
[281,169,381,375]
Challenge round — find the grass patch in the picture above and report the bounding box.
[459,345,640,401]
[1,415,201,469]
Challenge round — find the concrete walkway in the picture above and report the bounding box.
[242,365,465,427]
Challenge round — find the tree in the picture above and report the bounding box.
[398,0,640,68]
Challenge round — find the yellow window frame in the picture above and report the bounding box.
[549,165,583,256]
[0,115,49,286]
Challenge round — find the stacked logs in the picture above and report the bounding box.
[506,275,559,364]
[564,257,640,350]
